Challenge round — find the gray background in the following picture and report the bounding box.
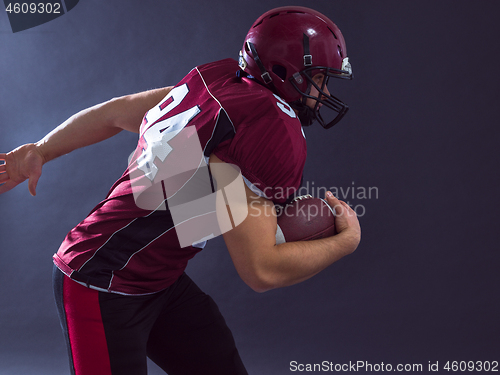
[1,0,499,374]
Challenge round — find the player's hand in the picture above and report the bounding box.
[0,143,45,196]
[324,191,361,251]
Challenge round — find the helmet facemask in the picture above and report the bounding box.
[290,64,352,129]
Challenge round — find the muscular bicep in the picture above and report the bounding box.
[222,184,277,269]
[111,87,174,133]
[210,154,278,290]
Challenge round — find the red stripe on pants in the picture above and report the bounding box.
[63,277,113,375]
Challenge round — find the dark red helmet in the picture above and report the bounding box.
[239,6,353,128]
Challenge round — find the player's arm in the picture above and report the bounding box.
[0,87,173,196]
[36,86,173,161]
[210,154,361,293]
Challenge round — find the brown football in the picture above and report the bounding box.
[275,195,337,244]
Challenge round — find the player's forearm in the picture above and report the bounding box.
[251,229,359,292]
[35,87,172,163]
[35,101,122,163]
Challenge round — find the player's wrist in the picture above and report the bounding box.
[328,228,360,255]
[342,229,361,254]
[34,141,50,165]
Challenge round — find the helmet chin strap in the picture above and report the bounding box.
[246,42,279,96]
[288,33,320,127]
[289,75,320,127]
[290,100,316,127]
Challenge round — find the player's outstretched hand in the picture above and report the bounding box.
[324,191,361,252]
[0,143,45,196]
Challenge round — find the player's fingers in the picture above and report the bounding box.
[326,193,357,220]
[339,200,356,215]
[324,191,338,206]
[28,173,40,196]
[0,172,9,183]
[0,153,6,161]
[325,191,345,216]
[325,191,339,202]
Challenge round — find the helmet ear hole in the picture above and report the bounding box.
[272,65,287,81]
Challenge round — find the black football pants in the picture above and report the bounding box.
[53,266,248,375]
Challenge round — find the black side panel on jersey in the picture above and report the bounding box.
[72,111,233,290]
[72,209,175,290]
[204,109,235,157]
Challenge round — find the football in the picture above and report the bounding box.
[275,195,337,244]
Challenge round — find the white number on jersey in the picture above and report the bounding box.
[274,94,297,119]
[137,84,201,181]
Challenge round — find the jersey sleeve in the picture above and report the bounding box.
[213,115,306,204]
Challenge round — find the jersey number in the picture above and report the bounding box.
[137,84,201,181]
[274,94,297,119]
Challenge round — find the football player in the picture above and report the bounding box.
[0,6,360,375]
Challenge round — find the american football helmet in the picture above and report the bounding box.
[239,6,352,129]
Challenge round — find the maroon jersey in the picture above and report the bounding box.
[53,58,307,295]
